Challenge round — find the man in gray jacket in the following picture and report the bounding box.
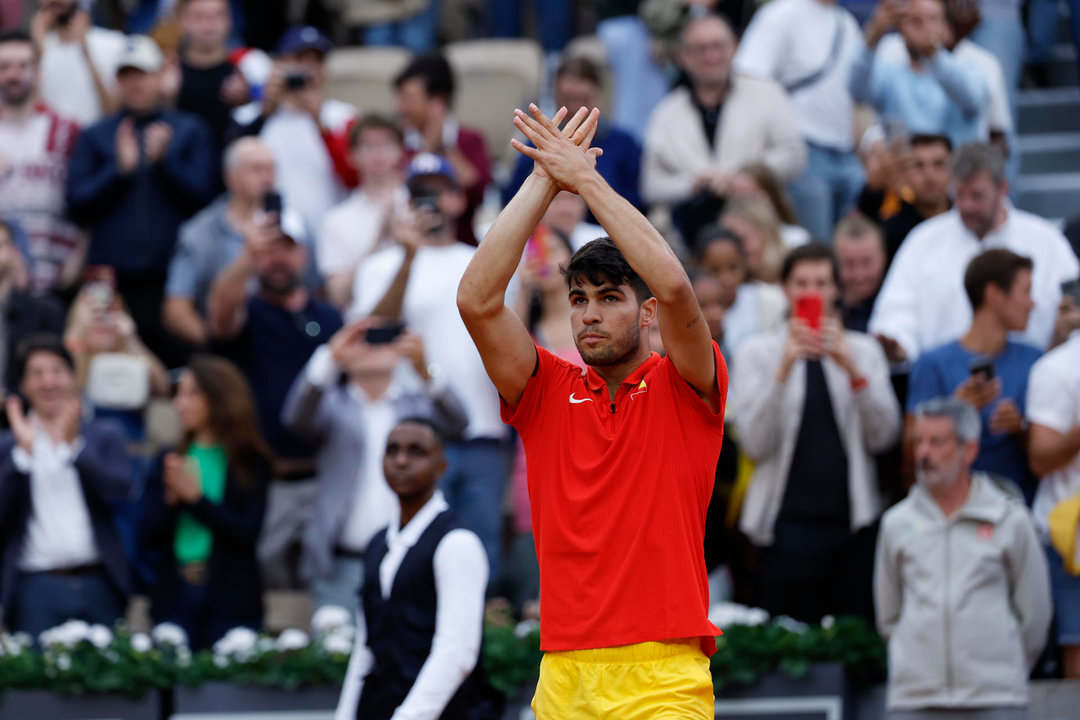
[281,316,467,615]
[875,397,1051,719]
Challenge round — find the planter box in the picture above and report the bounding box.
[714,662,848,720]
[171,683,340,716]
[0,689,158,720]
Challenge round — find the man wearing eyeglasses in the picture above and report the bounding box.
[207,206,343,590]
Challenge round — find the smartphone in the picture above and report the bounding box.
[83,265,116,312]
[1061,278,1080,305]
[969,357,995,383]
[263,191,283,216]
[794,294,824,331]
[410,188,445,235]
[365,322,405,345]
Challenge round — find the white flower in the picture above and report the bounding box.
[2,632,31,655]
[88,625,113,649]
[177,647,192,667]
[56,653,72,671]
[151,623,189,648]
[276,629,310,651]
[40,620,90,648]
[774,616,809,634]
[312,605,353,635]
[213,653,228,668]
[514,619,540,639]
[821,615,836,630]
[131,633,152,653]
[322,633,353,655]
[709,602,770,628]
[213,627,259,658]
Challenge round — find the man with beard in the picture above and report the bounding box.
[208,211,342,589]
[875,397,1051,720]
[458,105,728,719]
[0,30,83,297]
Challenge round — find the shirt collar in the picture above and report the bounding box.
[387,489,448,550]
[583,352,662,393]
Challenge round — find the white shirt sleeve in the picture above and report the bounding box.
[1026,357,1076,433]
[350,249,402,320]
[317,210,349,278]
[334,607,374,720]
[305,345,341,388]
[868,233,924,360]
[390,529,489,720]
[733,4,783,79]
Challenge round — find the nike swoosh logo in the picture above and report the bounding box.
[568,393,593,404]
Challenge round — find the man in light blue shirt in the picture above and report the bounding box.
[850,0,987,148]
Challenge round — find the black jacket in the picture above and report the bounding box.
[0,419,133,626]
[141,450,270,629]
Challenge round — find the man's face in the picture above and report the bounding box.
[783,259,839,310]
[678,17,737,89]
[254,237,305,295]
[280,49,325,89]
[41,0,79,23]
[913,416,974,490]
[226,144,276,203]
[396,77,432,130]
[383,422,446,502]
[569,278,652,366]
[901,0,947,53]
[410,176,465,224]
[834,233,886,306]
[554,75,599,119]
[692,275,725,343]
[0,41,36,107]
[699,240,744,308]
[908,141,951,207]
[179,0,232,51]
[353,127,403,180]
[543,191,586,237]
[987,268,1035,332]
[955,171,1006,238]
[116,67,162,115]
[20,351,75,419]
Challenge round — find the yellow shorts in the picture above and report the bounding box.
[531,638,714,720]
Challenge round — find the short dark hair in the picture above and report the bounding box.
[556,55,603,87]
[562,237,653,305]
[963,249,1033,310]
[694,224,745,260]
[348,113,403,150]
[910,133,953,153]
[0,29,36,60]
[394,416,446,449]
[16,333,74,382]
[394,53,455,103]
[780,243,840,287]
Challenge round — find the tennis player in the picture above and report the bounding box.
[457,104,728,719]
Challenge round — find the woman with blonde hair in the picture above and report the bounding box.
[719,198,788,284]
[729,163,813,248]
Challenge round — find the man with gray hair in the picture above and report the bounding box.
[870,143,1078,364]
[163,137,314,348]
[875,396,1051,719]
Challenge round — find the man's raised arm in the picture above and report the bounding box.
[457,107,598,409]
[514,106,720,411]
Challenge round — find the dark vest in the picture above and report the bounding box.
[356,509,500,720]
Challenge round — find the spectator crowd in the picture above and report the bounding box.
[1,0,1080,718]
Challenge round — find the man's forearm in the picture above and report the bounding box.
[458,174,557,317]
[207,254,252,339]
[1030,423,1080,476]
[576,172,686,302]
[162,298,208,346]
[369,251,415,319]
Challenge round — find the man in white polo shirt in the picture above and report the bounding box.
[735,0,864,242]
[1027,332,1080,679]
[869,143,1078,364]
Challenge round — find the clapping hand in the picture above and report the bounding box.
[511,104,603,194]
[989,399,1024,436]
[144,122,174,164]
[163,452,202,506]
[5,396,35,453]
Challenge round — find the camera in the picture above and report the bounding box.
[284,71,310,91]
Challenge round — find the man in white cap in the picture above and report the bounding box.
[66,34,216,366]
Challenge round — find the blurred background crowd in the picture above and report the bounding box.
[1,0,1080,708]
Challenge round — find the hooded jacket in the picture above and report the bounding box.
[874,473,1052,710]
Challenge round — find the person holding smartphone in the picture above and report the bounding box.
[906,249,1043,503]
[734,243,901,624]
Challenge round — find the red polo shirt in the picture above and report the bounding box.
[501,342,728,654]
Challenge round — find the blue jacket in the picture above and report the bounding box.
[66,110,216,274]
[0,419,134,626]
[503,119,643,213]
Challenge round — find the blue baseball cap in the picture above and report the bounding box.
[406,152,458,191]
[275,26,333,57]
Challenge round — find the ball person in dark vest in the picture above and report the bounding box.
[334,418,500,720]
